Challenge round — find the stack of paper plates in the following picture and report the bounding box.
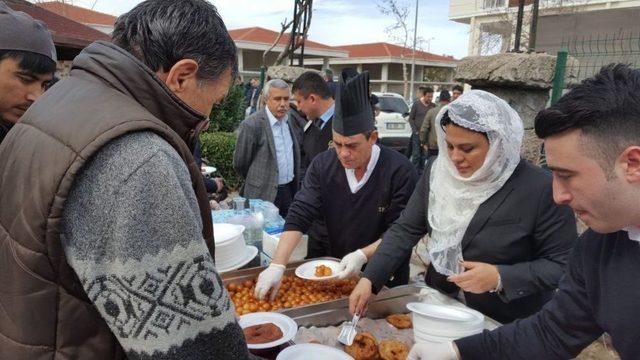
[406,302,485,344]
[214,223,257,273]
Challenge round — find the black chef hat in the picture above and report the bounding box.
[333,70,375,136]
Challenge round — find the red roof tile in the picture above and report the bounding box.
[228,27,337,51]
[336,42,457,62]
[6,0,110,48]
[37,1,117,26]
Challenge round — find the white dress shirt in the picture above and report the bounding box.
[266,107,294,185]
[345,144,380,194]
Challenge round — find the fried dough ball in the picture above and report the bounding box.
[344,332,380,360]
[227,275,358,314]
[314,265,333,277]
[379,340,409,360]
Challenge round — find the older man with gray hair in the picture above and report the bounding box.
[234,78,301,217]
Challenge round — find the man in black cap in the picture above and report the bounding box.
[254,71,418,300]
[0,1,56,145]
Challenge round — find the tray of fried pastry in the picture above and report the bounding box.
[283,285,501,360]
[285,285,423,360]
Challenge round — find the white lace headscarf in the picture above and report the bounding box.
[427,90,523,276]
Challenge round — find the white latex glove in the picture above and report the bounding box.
[408,341,459,360]
[337,249,368,279]
[254,263,286,300]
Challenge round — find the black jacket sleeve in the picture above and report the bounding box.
[364,168,430,292]
[455,237,604,359]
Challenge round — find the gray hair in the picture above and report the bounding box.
[263,79,290,98]
[112,0,237,81]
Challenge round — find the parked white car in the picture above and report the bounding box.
[372,92,412,152]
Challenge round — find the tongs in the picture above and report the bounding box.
[337,312,361,346]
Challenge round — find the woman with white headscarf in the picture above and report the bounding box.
[345,90,577,324]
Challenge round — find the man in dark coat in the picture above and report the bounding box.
[406,86,435,172]
[407,65,640,360]
[291,71,336,257]
[254,70,417,300]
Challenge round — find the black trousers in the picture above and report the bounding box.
[274,181,294,218]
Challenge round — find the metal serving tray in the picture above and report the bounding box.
[280,284,424,328]
[281,284,501,330]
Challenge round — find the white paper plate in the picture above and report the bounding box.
[407,303,484,323]
[213,223,245,245]
[294,259,341,281]
[276,343,354,360]
[217,245,258,273]
[238,312,298,350]
[202,165,217,175]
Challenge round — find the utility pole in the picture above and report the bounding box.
[513,0,525,52]
[528,0,540,52]
[409,0,419,101]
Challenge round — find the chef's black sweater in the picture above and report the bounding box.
[285,146,417,286]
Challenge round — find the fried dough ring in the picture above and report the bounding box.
[385,314,412,329]
[344,332,380,360]
[379,340,409,360]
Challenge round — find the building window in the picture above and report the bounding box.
[483,0,506,9]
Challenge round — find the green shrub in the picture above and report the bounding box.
[208,84,246,132]
[199,132,240,189]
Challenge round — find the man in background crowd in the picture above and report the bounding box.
[452,84,464,101]
[421,89,451,159]
[0,1,56,145]
[406,86,435,173]
[234,78,301,217]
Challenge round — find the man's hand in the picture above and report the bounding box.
[213,177,224,193]
[254,263,286,300]
[408,341,459,360]
[337,249,368,279]
[447,261,500,294]
[349,278,373,316]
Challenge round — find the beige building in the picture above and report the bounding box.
[450,0,640,56]
[228,27,349,81]
[305,42,458,97]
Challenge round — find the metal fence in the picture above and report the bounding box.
[551,31,640,103]
[562,31,640,83]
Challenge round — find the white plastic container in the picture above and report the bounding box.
[406,302,485,344]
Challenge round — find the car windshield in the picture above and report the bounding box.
[378,97,409,114]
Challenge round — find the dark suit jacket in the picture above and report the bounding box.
[364,159,577,323]
[233,109,301,202]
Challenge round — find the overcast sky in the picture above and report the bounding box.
[57,0,470,59]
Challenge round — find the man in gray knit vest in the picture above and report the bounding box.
[0,0,258,359]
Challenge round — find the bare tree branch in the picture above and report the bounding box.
[262,17,294,67]
[378,0,412,98]
[274,0,313,66]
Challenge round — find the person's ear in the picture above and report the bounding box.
[620,146,640,184]
[158,59,199,94]
[369,130,379,144]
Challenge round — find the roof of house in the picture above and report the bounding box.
[228,26,336,51]
[5,0,110,48]
[336,42,457,62]
[37,1,117,26]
